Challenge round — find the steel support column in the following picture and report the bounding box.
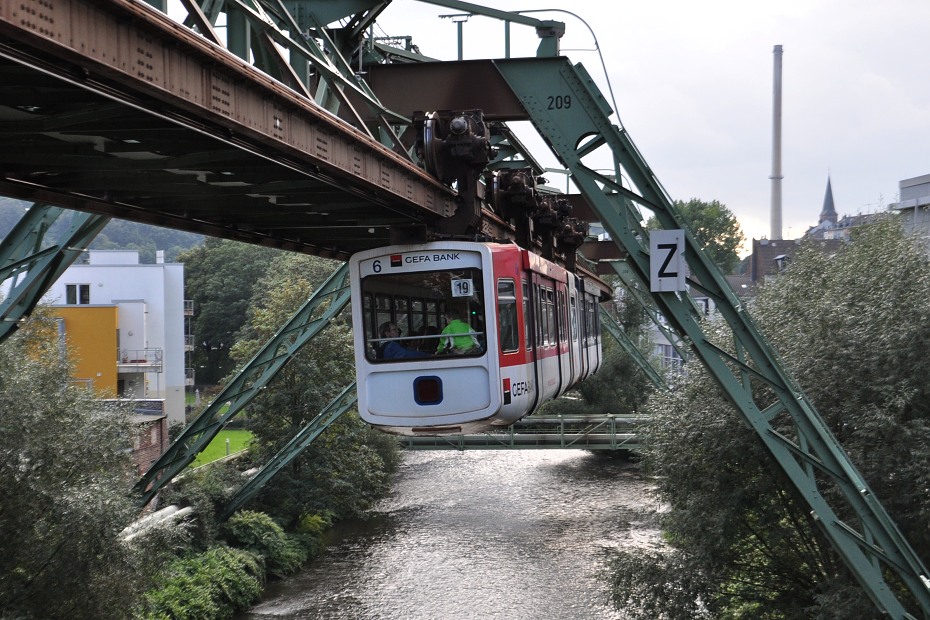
[493,56,930,618]
[606,259,690,361]
[598,306,667,391]
[134,262,352,507]
[0,204,108,342]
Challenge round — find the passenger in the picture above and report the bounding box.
[378,322,428,359]
[414,325,441,353]
[436,308,480,354]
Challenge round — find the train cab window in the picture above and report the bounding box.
[497,279,519,353]
[361,267,486,362]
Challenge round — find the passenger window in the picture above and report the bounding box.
[498,279,518,353]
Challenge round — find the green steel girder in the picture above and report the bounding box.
[605,259,691,362]
[222,382,358,518]
[598,306,667,392]
[0,204,109,343]
[492,56,930,619]
[134,262,352,507]
[170,0,408,150]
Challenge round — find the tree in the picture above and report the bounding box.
[179,238,279,385]
[0,310,163,618]
[649,198,745,274]
[230,252,399,523]
[610,217,930,618]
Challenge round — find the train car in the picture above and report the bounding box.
[349,241,606,435]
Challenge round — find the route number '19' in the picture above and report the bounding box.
[650,229,687,292]
[451,278,472,297]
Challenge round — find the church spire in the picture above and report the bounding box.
[820,175,838,225]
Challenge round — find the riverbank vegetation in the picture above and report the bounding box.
[0,245,400,619]
[135,250,400,618]
[609,218,930,618]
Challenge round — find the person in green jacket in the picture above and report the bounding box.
[437,307,479,354]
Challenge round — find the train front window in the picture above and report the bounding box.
[361,267,486,362]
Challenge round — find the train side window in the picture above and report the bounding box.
[545,287,555,346]
[497,279,518,353]
[523,280,531,351]
[570,294,578,342]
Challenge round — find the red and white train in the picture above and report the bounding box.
[349,241,607,435]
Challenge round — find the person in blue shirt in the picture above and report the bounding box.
[379,322,428,359]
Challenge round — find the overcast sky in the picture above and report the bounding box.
[373,0,930,250]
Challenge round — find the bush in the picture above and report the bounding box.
[295,511,334,557]
[222,510,307,577]
[139,546,264,619]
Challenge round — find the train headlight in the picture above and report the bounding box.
[413,376,443,405]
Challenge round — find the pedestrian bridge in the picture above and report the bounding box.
[401,414,641,452]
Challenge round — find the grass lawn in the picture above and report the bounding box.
[192,429,253,467]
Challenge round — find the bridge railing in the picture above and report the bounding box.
[402,414,642,451]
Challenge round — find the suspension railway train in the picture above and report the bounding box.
[349,241,608,435]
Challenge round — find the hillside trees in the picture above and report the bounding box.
[0,310,168,619]
[0,198,203,263]
[609,217,930,618]
[179,238,278,384]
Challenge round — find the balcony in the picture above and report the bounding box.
[185,367,195,387]
[118,348,163,373]
[184,300,194,316]
[184,334,194,352]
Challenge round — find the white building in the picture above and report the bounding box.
[44,250,189,426]
[892,173,930,243]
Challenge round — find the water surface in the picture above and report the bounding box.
[239,450,660,620]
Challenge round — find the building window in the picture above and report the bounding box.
[66,284,90,305]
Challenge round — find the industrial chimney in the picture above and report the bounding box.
[770,44,784,240]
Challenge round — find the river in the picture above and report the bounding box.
[238,450,661,620]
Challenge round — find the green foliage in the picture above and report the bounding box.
[607,548,716,620]
[139,546,264,620]
[159,463,248,549]
[648,198,745,274]
[231,252,398,524]
[612,217,930,618]
[290,511,334,558]
[222,510,307,577]
[0,309,158,619]
[178,238,279,384]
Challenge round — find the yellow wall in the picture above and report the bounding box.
[54,306,118,397]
